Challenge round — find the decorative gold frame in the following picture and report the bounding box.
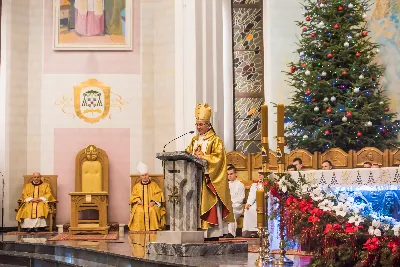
[73,79,111,124]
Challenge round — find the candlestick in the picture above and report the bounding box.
[277,104,286,165]
[256,183,265,228]
[261,104,268,139]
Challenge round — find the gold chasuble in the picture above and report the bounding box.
[16,181,55,222]
[128,181,166,231]
[186,129,234,230]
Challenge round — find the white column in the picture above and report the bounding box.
[174,0,198,150]
[222,0,234,151]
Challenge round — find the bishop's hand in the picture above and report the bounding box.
[137,200,143,205]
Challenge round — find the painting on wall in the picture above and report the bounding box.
[367,0,400,117]
[53,0,132,50]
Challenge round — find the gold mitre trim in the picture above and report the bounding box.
[195,103,212,121]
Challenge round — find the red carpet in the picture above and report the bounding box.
[5,231,55,235]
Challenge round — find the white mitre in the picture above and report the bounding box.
[136,162,148,175]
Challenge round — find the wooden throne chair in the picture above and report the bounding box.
[16,175,58,232]
[69,145,110,235]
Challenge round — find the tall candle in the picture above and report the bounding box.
[256,184,265,227]
[277,104,285,138]
[261,104,268,140]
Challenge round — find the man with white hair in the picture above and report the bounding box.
[128,162,166,231]
[16,172,55,232]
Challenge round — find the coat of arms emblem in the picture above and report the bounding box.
[74,79,111,124]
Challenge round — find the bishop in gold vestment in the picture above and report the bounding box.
[186,103,234,238]
[16,172,55,232]
[128,162,166,231]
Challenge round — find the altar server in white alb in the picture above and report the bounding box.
[242,168,264,237]
[226,165,245,238]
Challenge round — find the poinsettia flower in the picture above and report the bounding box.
[318,199,334,211]
[348,214,364,226]
[310,187,324,201]
[299,199,313,212]
[388,241,398,253]
[368,220,382,236]
[363,237,379,252]
[308,215,320,224]
[345,222,362,234]
[333,202,349,217]
[309,207,324,217]
[324,223,342,234]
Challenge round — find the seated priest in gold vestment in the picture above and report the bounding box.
[128,162,166,231]
[16,172,55,232]
[186,103,234,240]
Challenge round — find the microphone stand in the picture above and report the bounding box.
[0,172,4,232]
[163,131,195,152]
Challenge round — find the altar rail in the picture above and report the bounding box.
[227,147,400,182]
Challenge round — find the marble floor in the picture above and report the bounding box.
[0,232,311,267]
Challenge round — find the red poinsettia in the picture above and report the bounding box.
[308,215,320,224]
[324,223,342,234]
[363,237,379,252]
[286,195,297,206]
[299,199,314,212]
[387,241,398,253]
[309,207,324,217]
[344,223,362,234]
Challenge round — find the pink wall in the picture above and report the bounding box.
[54,128,130,225]
[43,0,141,74]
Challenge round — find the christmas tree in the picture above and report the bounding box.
[285,0,400,153]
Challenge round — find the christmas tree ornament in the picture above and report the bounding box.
[303,135,309,139]
[346,111,353,118]
[299,51,305,56]
[303,27,307,32]
[375,48,380,53]
[314,106,320,112]
[357,131,362,137]
[342,116,348,122]
[354,87,360,93]
[305,70,311,75]
[356,52,361,57]
[323,97,329,102]
[321,71,327,76]
[334,24,339,29]
[327,53,333,58]
[362,31,368,37]
[342,71,347,76]
[330,96,336,102]
[381,129,387,135]
[301,63,306,67]
[311,98,316,102]
[326,107,332,113]
[385,107,389,112]
[379,101,384,105]
[372,76,377,81]
[305,90,311,95]
[311,33,316,38]
[290,66,296,73]
[359,74,364,79]
[362,13,367,19]
[344,42,349,47]
[366,121,372,127]
[324,130,331,135]
[306,17,310,21]
[338,6,343,11]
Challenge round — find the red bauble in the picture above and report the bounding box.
[338,6,343,11]
[311,98,316,102]
[357,131,363,137]
[303,27,307,32]
[342,71,347,76]
[311,33,316,38]
[305,90,311,95]
[326,107,332,113]
[356,52,361,57]
[381,129,387,135]
[372,76,377,81]
[362,31,368,37]
[301,63,306,67]
[385,107,390,112]
[323,41,328,46]
[290,66,296,73]
[324,130,331,135]
[306,17,311,21]
[334,24,339,29]
[346,111,353,118]
[314,118,319,123]
[327,53,333,58]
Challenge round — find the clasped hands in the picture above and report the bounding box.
[30,198,42,203]
[137,199,156,207]
[245,204,251,210]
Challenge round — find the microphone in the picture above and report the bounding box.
[163,131,195,152]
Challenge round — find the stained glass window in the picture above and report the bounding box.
[232,1,264,154]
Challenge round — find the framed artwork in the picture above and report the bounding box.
[53,0,133,50]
